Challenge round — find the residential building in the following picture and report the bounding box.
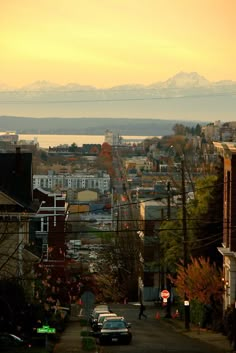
[0,131,19,144]
[33,171,110,194]
[124,157,153,173]
[202,121,221,141]
[32,187,67,264]
[0,148,39,298]
[213,142,236,310]
[202,121,236,142]
[104,129,122,146]
[137,199,176,301]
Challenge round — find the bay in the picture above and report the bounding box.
[18,134,149,149]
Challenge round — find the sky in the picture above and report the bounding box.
[1,0,236,88]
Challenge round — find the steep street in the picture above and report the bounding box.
[53,303,232,353]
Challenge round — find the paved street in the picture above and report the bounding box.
[53,303,233,353]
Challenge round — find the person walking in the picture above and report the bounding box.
[138,303,147,320]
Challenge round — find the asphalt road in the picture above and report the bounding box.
[53,303,232,353]
[99,304,231,353]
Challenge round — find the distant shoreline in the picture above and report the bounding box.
[18,132,154,136]
[18,134,151,149]
[0,116,200,137]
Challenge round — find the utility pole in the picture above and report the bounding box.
[167,181,171,219]
[116,205,120,240]
[181,158,190,330]
[165,180,172,318]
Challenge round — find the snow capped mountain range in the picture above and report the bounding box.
[1,71,235,91]
[0,72,235,121]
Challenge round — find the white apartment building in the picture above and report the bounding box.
[33,172,110,194]
[104,129,122,146]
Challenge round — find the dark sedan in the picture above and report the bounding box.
[0,332,32,352]
[98,318,132,345]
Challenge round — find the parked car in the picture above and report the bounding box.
[89,304,111,326]
[98,317,132,345]
[92,313,117,331]
[0,332,32,351]
[90,310,110,326]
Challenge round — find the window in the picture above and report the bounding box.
[41,217,48,232]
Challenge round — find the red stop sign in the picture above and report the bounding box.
[161,289,170,299]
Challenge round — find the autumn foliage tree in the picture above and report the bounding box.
[170,256,224,305]
[97,142,115,176]
[93,272,125,303]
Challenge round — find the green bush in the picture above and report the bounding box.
[190,300,204,326]
[176,299,223,331]
[174,299,204,326]
[81,336,96,351]
[80,329,90,337]
[79,318,88,327]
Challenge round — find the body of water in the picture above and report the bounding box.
[18,134,150,149]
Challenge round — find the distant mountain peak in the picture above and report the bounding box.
[20,80,61,91]
[163,71,210,88]
[0,82,13,91]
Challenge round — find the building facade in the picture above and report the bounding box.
[0,148,39,299]
[214,142,236,309]
[104,129,122,146]
[32,188,67,264]
[137,199,176,301]
[33,171,110,194]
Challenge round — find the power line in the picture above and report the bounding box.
[0,226,226,235]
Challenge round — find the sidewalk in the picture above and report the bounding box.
[52,305,98,353]
[52,320,82,353]
[163,317,233,352]
[148,303,234,353]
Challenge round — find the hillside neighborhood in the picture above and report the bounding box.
[0,120,236,351]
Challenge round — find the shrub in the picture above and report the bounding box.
[80,329,90,337]
[190,300,204,327]
[81,336,96,351]
[79,318,88,327]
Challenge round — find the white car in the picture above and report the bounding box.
[93,313,117,331]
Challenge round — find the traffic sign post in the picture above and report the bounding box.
[161,289,172,317]
[37,325,56,334]
[37,325,56,352]
[161,289,170,300]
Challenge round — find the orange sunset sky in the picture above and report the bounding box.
[1,0,236,88]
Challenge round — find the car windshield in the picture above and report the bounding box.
[103,321,126,329]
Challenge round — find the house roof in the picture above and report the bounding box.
[213,142,236,155]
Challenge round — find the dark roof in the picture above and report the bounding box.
[0,149,34,210]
